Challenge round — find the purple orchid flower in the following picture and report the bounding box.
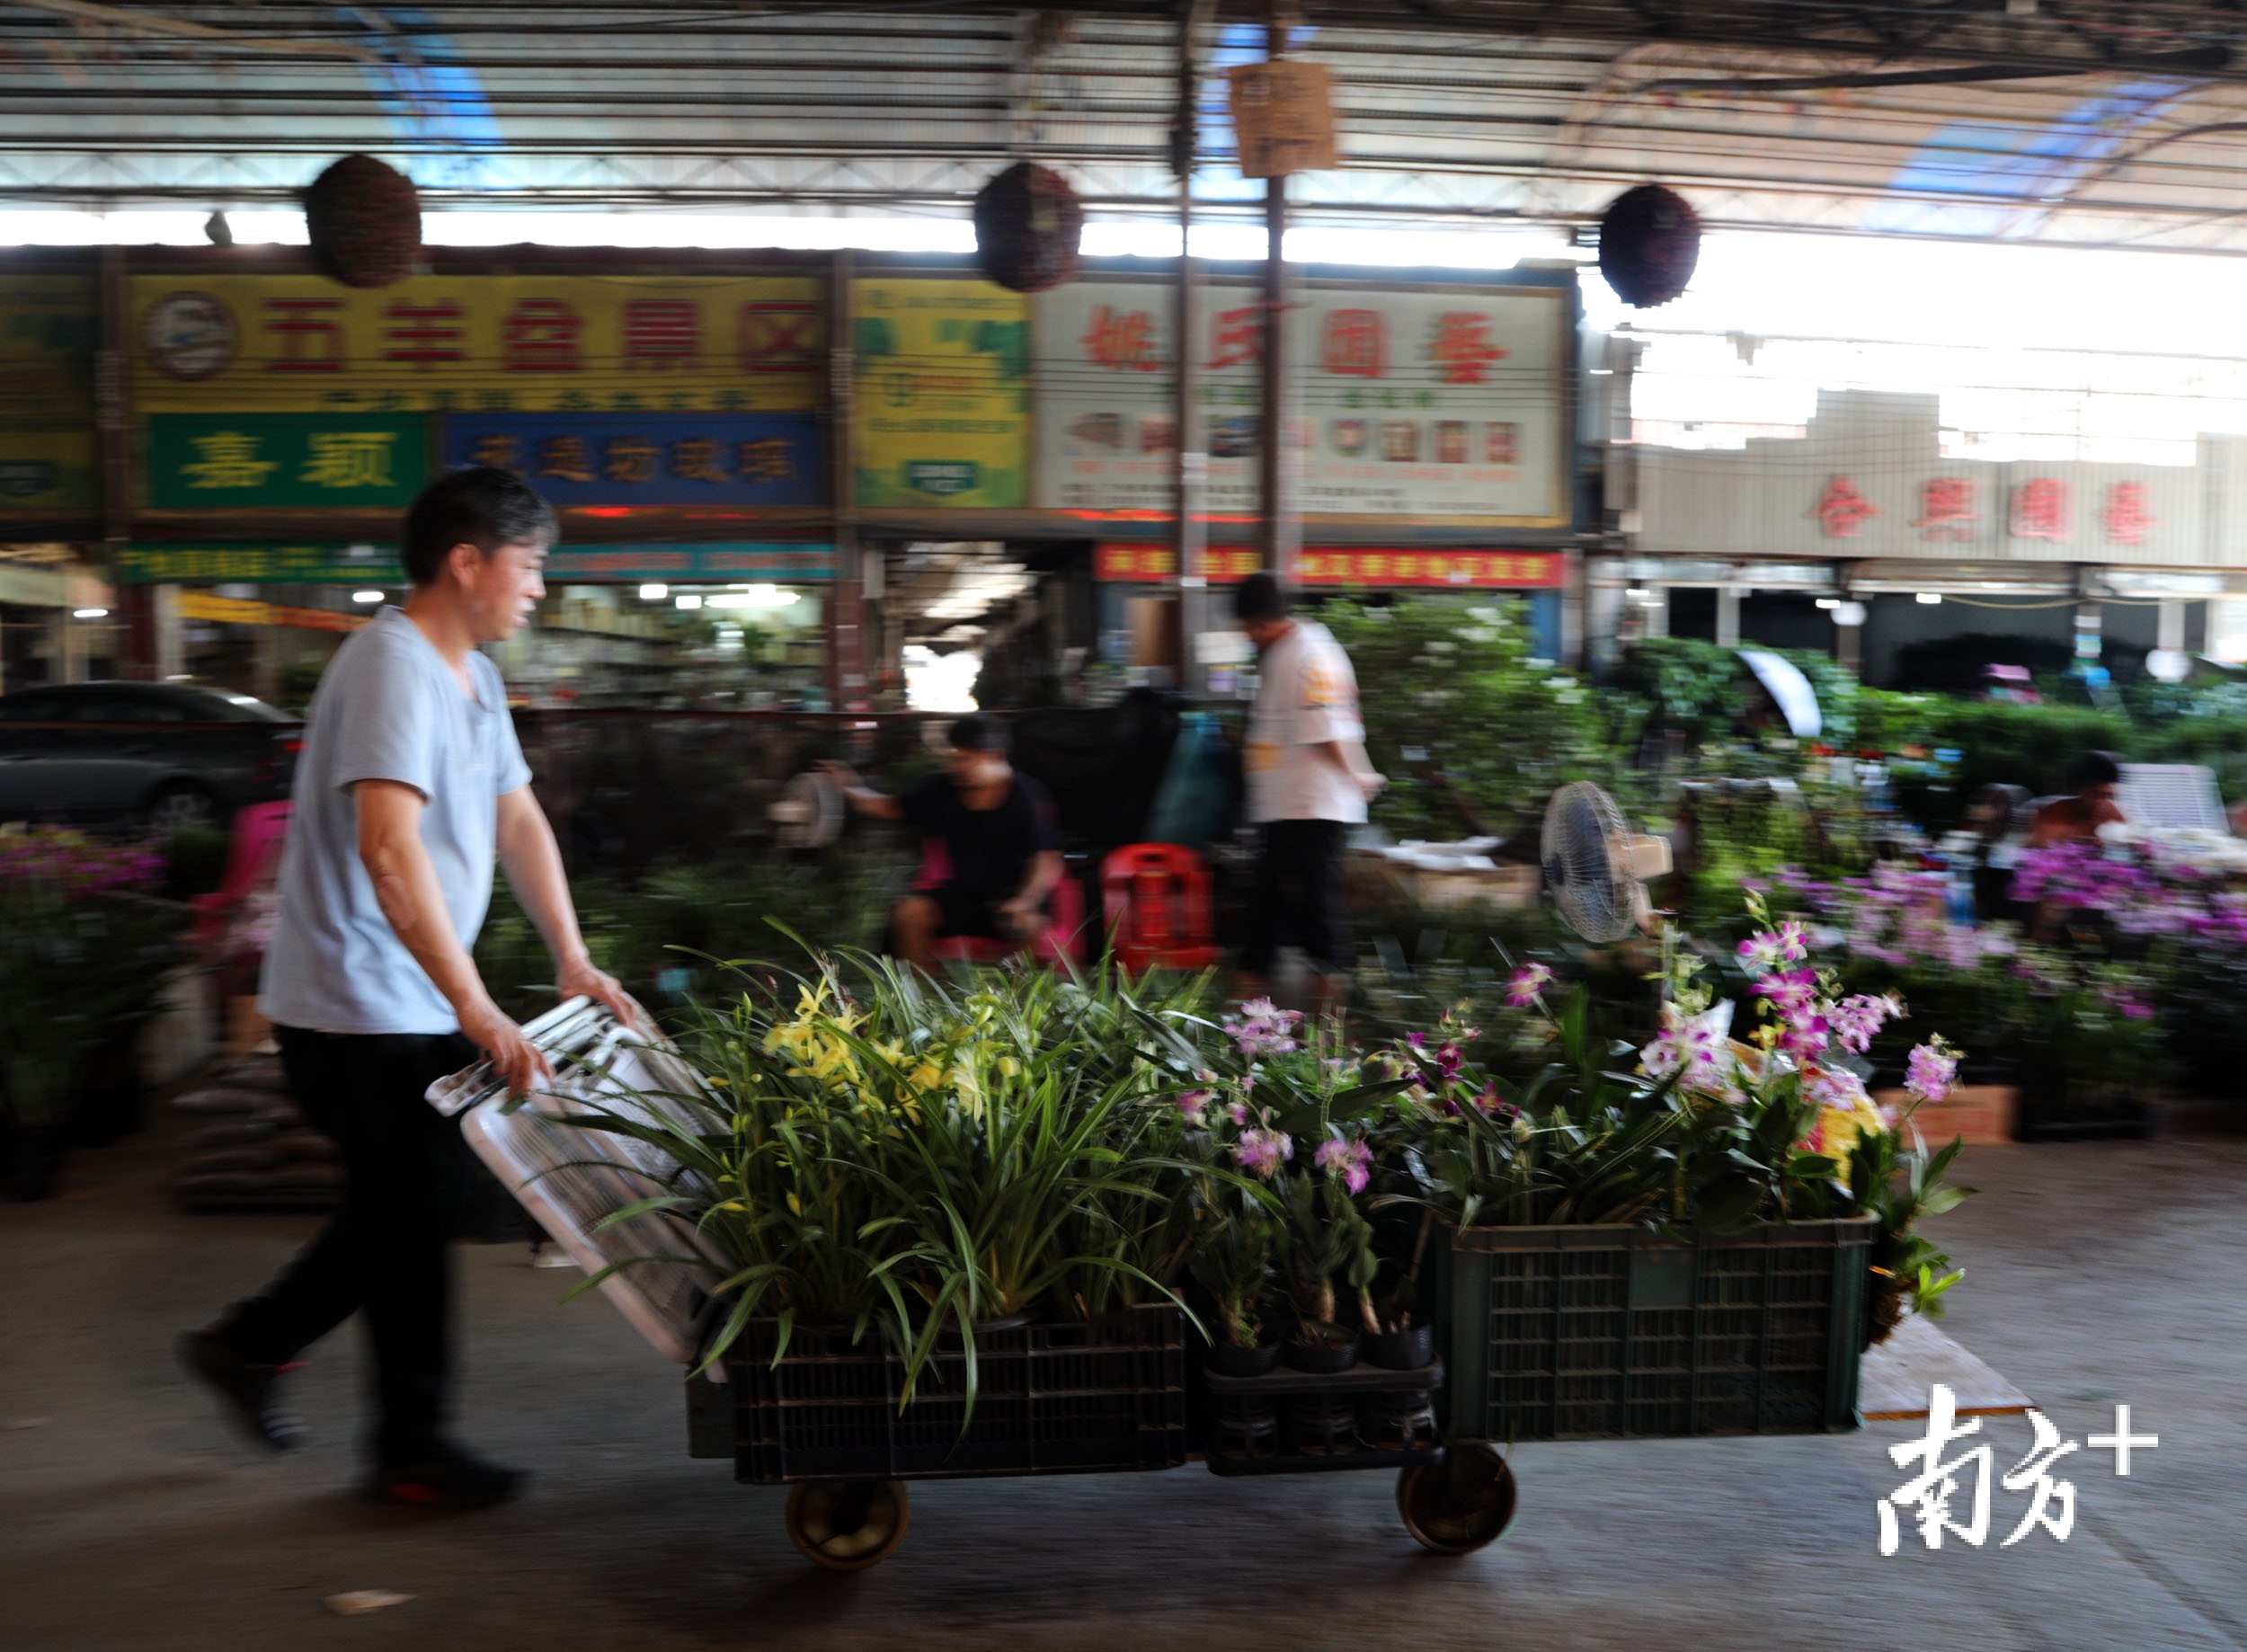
[1234,1127,1294,1179]
[1313,1135,1373,1196]
[1905,1042,1959,1105]
[1505,962,1553,1008]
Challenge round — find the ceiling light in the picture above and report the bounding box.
[639,583,669,600]
[1815,597,1839,609]
[1917,591,1942,605]
[351,590,384,604]
[73,607,108,619]
[1625,586,1653,601]
[675,593,703,610]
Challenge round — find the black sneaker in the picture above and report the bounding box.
[369,1443,527,1511]
[178,1329,307,1452]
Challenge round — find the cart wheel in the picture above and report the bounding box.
[786,1479,910,1571]
[1397,1445,1516,1556]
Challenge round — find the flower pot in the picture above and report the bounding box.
[1286,1330,1362,1374]
[1206,1339,1283,1378]
[1365,1324,1435,1372]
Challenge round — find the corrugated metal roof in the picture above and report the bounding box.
[7,3,2247,251]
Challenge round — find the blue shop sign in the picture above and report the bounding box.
[442,413,822,508]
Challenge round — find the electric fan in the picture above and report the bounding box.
[768,768,848,849]
[1540,780,1673,943]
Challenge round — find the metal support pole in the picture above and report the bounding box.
[1257,12,1298,585]
[827,248,869,722]
[1560,548,1585,669]
[96,244,152,679]
[1173,0,1212,691]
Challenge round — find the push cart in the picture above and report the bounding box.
[429,1000,1518,1569]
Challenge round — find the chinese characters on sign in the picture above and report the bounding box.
[113,542,839,584]
[144,414,426,510]
[1082,306,1160,373]
[1036,280,1569,524]
[1914,477,1980,542]
[2011,477,2070,542]
[1427,311,1507,385]
[1093,544,1561,588]
[1322,309,1385,377]
[1816,473,2173,549]
[1812,475,1879,538]
[1876,1386,2156,1555]
[2101,481,2155,546]
[440,414,822,509]
[114,543,404,584]
[130,274,825,415]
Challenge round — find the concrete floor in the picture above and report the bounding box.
[4,1109,2244,1652]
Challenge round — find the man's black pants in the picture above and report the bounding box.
[217,1026,479,1468]
[1239,819,1350,976]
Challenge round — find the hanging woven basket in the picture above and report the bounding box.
[1598,183,1701,309]
[303,154,422,289]
[973,161,1085,294]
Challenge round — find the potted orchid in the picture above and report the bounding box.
[1180,999,1403,1372]
[1414,893,1975,1307]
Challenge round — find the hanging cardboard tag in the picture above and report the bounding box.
[1228,60,1337,178]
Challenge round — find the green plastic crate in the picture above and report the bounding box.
[1441,1216,1875,1442]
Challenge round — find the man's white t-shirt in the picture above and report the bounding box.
[1245,619,1368,825]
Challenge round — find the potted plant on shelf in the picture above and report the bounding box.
[1177,1150,1283,1376]
[1362,1203,1440,1372]
[1180,999,1410,1374]
[1275,1150,1376,1372]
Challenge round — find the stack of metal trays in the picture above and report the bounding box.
[427,999,734,1367]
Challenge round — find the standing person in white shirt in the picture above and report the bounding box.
[1232,572,1383,1014]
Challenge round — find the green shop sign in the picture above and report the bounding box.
[903,460,981,498]
[113,541,837,585]
[144,413,428,510]
[113,543,406,585]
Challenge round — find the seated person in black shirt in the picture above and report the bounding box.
[823,715,1063,967]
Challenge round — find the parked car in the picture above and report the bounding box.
[0,681,300,830]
